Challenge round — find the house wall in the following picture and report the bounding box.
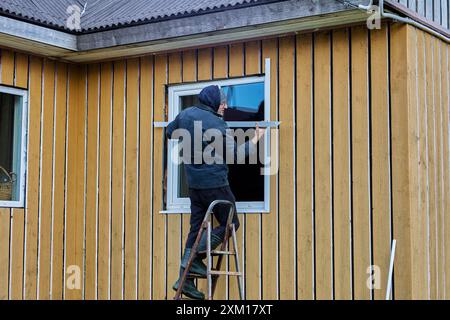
[0,22,448,300]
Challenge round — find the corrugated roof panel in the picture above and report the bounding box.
[0,0,87,29]
[0,0,270,31]
[82,0,263,31]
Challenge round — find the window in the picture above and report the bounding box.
[0,86,28,208]
[164,59,272,213]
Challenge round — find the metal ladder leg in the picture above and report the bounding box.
[207,219,212,300]
[231,223,244,300]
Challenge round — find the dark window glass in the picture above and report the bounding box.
[173,82,265,202]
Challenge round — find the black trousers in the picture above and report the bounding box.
[185,186,240,249]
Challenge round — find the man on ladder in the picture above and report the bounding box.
[166,85,265,299]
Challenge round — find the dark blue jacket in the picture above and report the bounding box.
[166,85,255,190]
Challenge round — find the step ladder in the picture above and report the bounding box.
[174,200,244,300]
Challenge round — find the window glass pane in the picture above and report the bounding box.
[173,82,266,203]
[0,92,22,202]
[222,82,264,115]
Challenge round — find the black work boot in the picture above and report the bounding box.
[172,273,205,300]
[173,249,205,300]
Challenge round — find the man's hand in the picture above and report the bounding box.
[251,123,266,144]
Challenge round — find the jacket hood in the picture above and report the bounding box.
[198,85,221,112]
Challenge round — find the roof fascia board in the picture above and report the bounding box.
[0,15,77,52]
[65,10,370,63]
[77,0,368,51]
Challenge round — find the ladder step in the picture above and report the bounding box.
[209,271,242,276]
[210,250,236,256]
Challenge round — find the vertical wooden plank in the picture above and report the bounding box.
[14,53,29,88]
[229,44,245,78]
[124,58,139,300]
[416,30,430,300]
[0,210,10,299]
[24,56,43,300]
[296,34,314,300]
[351,26,371,300]
[152,54,167,299]
[261,38,279,300]
[442,43,449,299]
[138,56,153,300]
[279,36,295,300]
[10,210,24,299]
[332,28,352,300]
[425,32,437,300]
[166,53,182,299]
[314,32,333,300]
[244,40,261,300]
[65,64,86,300]
[370,26,392,300]
[433,38,444,300]
[214,46,228,79]
[38,59,56,300]
[405,26,427,300]
[10,51,29,300]
[245,41,261,76]
[97,62,113,300]
[111,61,126,300]
[390,23,413,299]
[0,49,14,85]
[51,62,68,300]
[182,50,197,82]
[227,42,245,299]
[85,64,100,300]
[197,48,212,81]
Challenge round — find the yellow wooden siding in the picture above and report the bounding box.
[1,22,449,300]
[0,209,10,299]
[296,34,314,300]
[51,62,68,300]
[152,54,167,299]
[24,56,43,300]
[124,58,139,299]
[332,29,352,300]
[97,62,113,299]
[370,26,392,300]
[85,64,100,300]
[65,64,87,300]
[38,59,56,300]
[138,56,153,300]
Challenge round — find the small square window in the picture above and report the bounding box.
[0,86,28,208]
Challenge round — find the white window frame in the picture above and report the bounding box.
[0,85,28,208]
[164,59,271,214]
